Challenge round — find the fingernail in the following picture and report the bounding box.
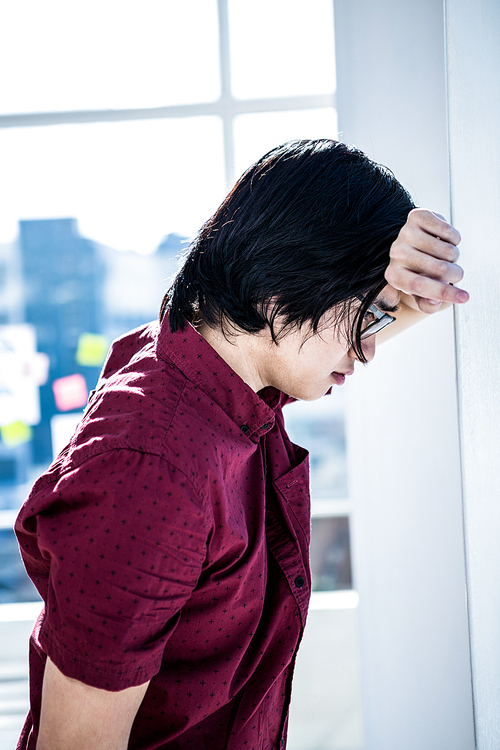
[457,291,469,303]
[427,299,441,306]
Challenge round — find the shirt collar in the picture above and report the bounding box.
[156,316,277,441]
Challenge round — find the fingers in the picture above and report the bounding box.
[398,228,460,263]
[385,258,469,306]
[407,208,462,247]
[397,274,469,307]
[388,243,464,285]
[385,208,469,311]
[413,297,444,314]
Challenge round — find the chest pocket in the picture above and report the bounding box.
[266,447,311,626]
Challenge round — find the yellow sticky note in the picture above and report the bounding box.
[1,421,32,448]
[76,333,109,367]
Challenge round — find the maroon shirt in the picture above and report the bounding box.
[15,316,311,750]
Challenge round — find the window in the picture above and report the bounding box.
[0,0,349,599]
[0,5,363,746]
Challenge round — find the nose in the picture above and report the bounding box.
[362,335,376,362]
[349,335,376,363]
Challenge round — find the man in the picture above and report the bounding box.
[15,140,468,750]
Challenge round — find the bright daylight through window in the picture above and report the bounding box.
[0,3,363,749]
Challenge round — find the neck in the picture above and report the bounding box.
[195,321,269,393]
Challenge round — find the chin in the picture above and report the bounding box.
[285,383,331,402]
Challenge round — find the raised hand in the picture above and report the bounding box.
[385,208,469,314]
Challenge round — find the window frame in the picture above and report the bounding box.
[0,0,335,190]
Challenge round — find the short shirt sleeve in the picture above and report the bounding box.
[33,449,209,690]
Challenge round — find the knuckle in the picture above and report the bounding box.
[412,208,459,243]
[445,285,458,302]
[389,241,406,260]
[384,266,399,286]
[409,207,427,220]
[411,276,427,296]
[442,225,460,245]
[421,208,435,222]
[413,208,435,226]
[420,300,439,313]
[434,259,449,278]
[406,209,425,230]
[417,297,430,312]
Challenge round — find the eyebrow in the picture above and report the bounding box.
[375,298,400,313]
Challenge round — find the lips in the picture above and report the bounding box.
[331,370,354,386]
[331,372,346,385]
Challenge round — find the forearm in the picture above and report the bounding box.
[376,292,451,344]
[36,657,149,750]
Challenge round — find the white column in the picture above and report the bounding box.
[446,0,500,746]
[334,0,475,748]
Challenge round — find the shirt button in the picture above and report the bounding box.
[294,575,305,588]
[241,424,250,434]
[261,422,271,430]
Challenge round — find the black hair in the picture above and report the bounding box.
[160,139,415,362]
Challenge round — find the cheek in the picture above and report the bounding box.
[309,345,348,375]
[360,336,376,360]
[292,326,351,377]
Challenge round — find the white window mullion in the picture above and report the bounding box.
[217,0,235,187]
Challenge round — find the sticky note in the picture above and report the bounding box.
[1,421,32,448]
[52,374,88,412]
[0,323,48,426]
[76,333,109,367]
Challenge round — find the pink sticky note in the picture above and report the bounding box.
[52,374,88,412]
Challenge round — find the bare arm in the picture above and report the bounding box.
[375,292,440,343]
[377,208,469,343]
[36,656,150,750]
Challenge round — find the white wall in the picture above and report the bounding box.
[446,0,500,746]
[288,599,364,750]
[334,0,475,747]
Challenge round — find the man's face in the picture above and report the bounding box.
[259,287,400,401]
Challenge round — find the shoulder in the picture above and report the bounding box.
[68,322,190,464]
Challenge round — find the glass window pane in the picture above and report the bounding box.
[0,117,225,252]
[0,0,220,114]
[233,108,338,180]
[284,391,348,500]
[0,115,226,540]
[228,0,335,100]
[310,516,352,591]
[0,526,39,603]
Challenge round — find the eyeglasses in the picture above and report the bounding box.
[360,303,396,340]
